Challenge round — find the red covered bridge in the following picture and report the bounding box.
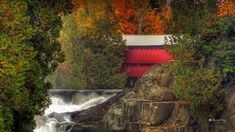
[121,35,173,86]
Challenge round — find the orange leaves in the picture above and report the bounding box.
[73,0,107,31]
[72,0,172,34]
[141,7,171,35]
[142,10,164,34]
[112,0,137,34]
[217,0,235,16]
[71,1,235,35]
[161,7,172,21]
[72,0,87,8]
[111,0,171,34]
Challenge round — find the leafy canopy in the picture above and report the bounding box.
[0,0,72,131]
[168,0,235,120]
[57,0,127,89]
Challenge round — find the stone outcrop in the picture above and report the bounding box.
[102,63,178,131]
[67,62,191,131]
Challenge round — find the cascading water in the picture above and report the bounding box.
[34,89,120,132]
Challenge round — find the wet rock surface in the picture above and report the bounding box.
[48,112,66,122]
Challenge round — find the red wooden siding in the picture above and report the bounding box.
[122,48,173,77]
[124,49,173,64]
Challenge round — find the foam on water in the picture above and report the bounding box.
[45,96,107,114]
[34,90,113,132]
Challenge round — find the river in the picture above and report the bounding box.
[33,89,120,132]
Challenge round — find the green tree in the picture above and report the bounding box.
[0,0,72,131]
[58,1,127,89]
[54,14,86,89]
[167,0,235,121]
[0,1,36,131]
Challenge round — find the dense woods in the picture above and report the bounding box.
[0,0,72,131]
[53,0,172,89]
[168,0,235,121]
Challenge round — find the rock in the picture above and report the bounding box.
[69,88,131,123]
[69,62,192,131]
[126,63,174,100]
[34,115,48,127]
[141,126,195,132]
[57,122,75,132]
[165,102,190,127]
[223,85,235,131]
[102,63,175,131]
[47,112,65,122]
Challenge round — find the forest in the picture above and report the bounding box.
[0,0,234,131]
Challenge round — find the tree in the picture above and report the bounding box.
[72,0,172,35]
[217,0,235,16]
[140,6,171,34]
[168,0,234,122]
[59,0,127,89]
[55,14,86,89]
[112,0,171,34]
[0,1,36,131]
[0,0,72,131]
[112,0,138,34]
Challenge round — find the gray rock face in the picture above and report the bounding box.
[48,112,65,122]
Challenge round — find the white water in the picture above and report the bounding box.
[45,96,107,114]
[34,93,111,132]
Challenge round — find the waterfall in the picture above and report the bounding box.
[34,89,120,132]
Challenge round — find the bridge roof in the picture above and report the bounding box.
[123,35,172,46]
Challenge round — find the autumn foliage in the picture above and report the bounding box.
[141,7,171,34]
[72,0,171,34]
[112,0,137,34]
[217,0,235,16]
[112,0,171,34]
[71,0,235,34]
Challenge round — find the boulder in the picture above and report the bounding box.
[102,63,175,131]
[34,115,48,127]
[166,103,190,127]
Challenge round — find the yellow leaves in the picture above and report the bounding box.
[217,0,235,17]
[161,7,172,21]
[142,10,164,34]
[73,0,107,32]
[142,7,172,35]
[72,0,173,34]
[0,60,5,65]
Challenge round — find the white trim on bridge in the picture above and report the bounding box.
[123,35,173,46]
